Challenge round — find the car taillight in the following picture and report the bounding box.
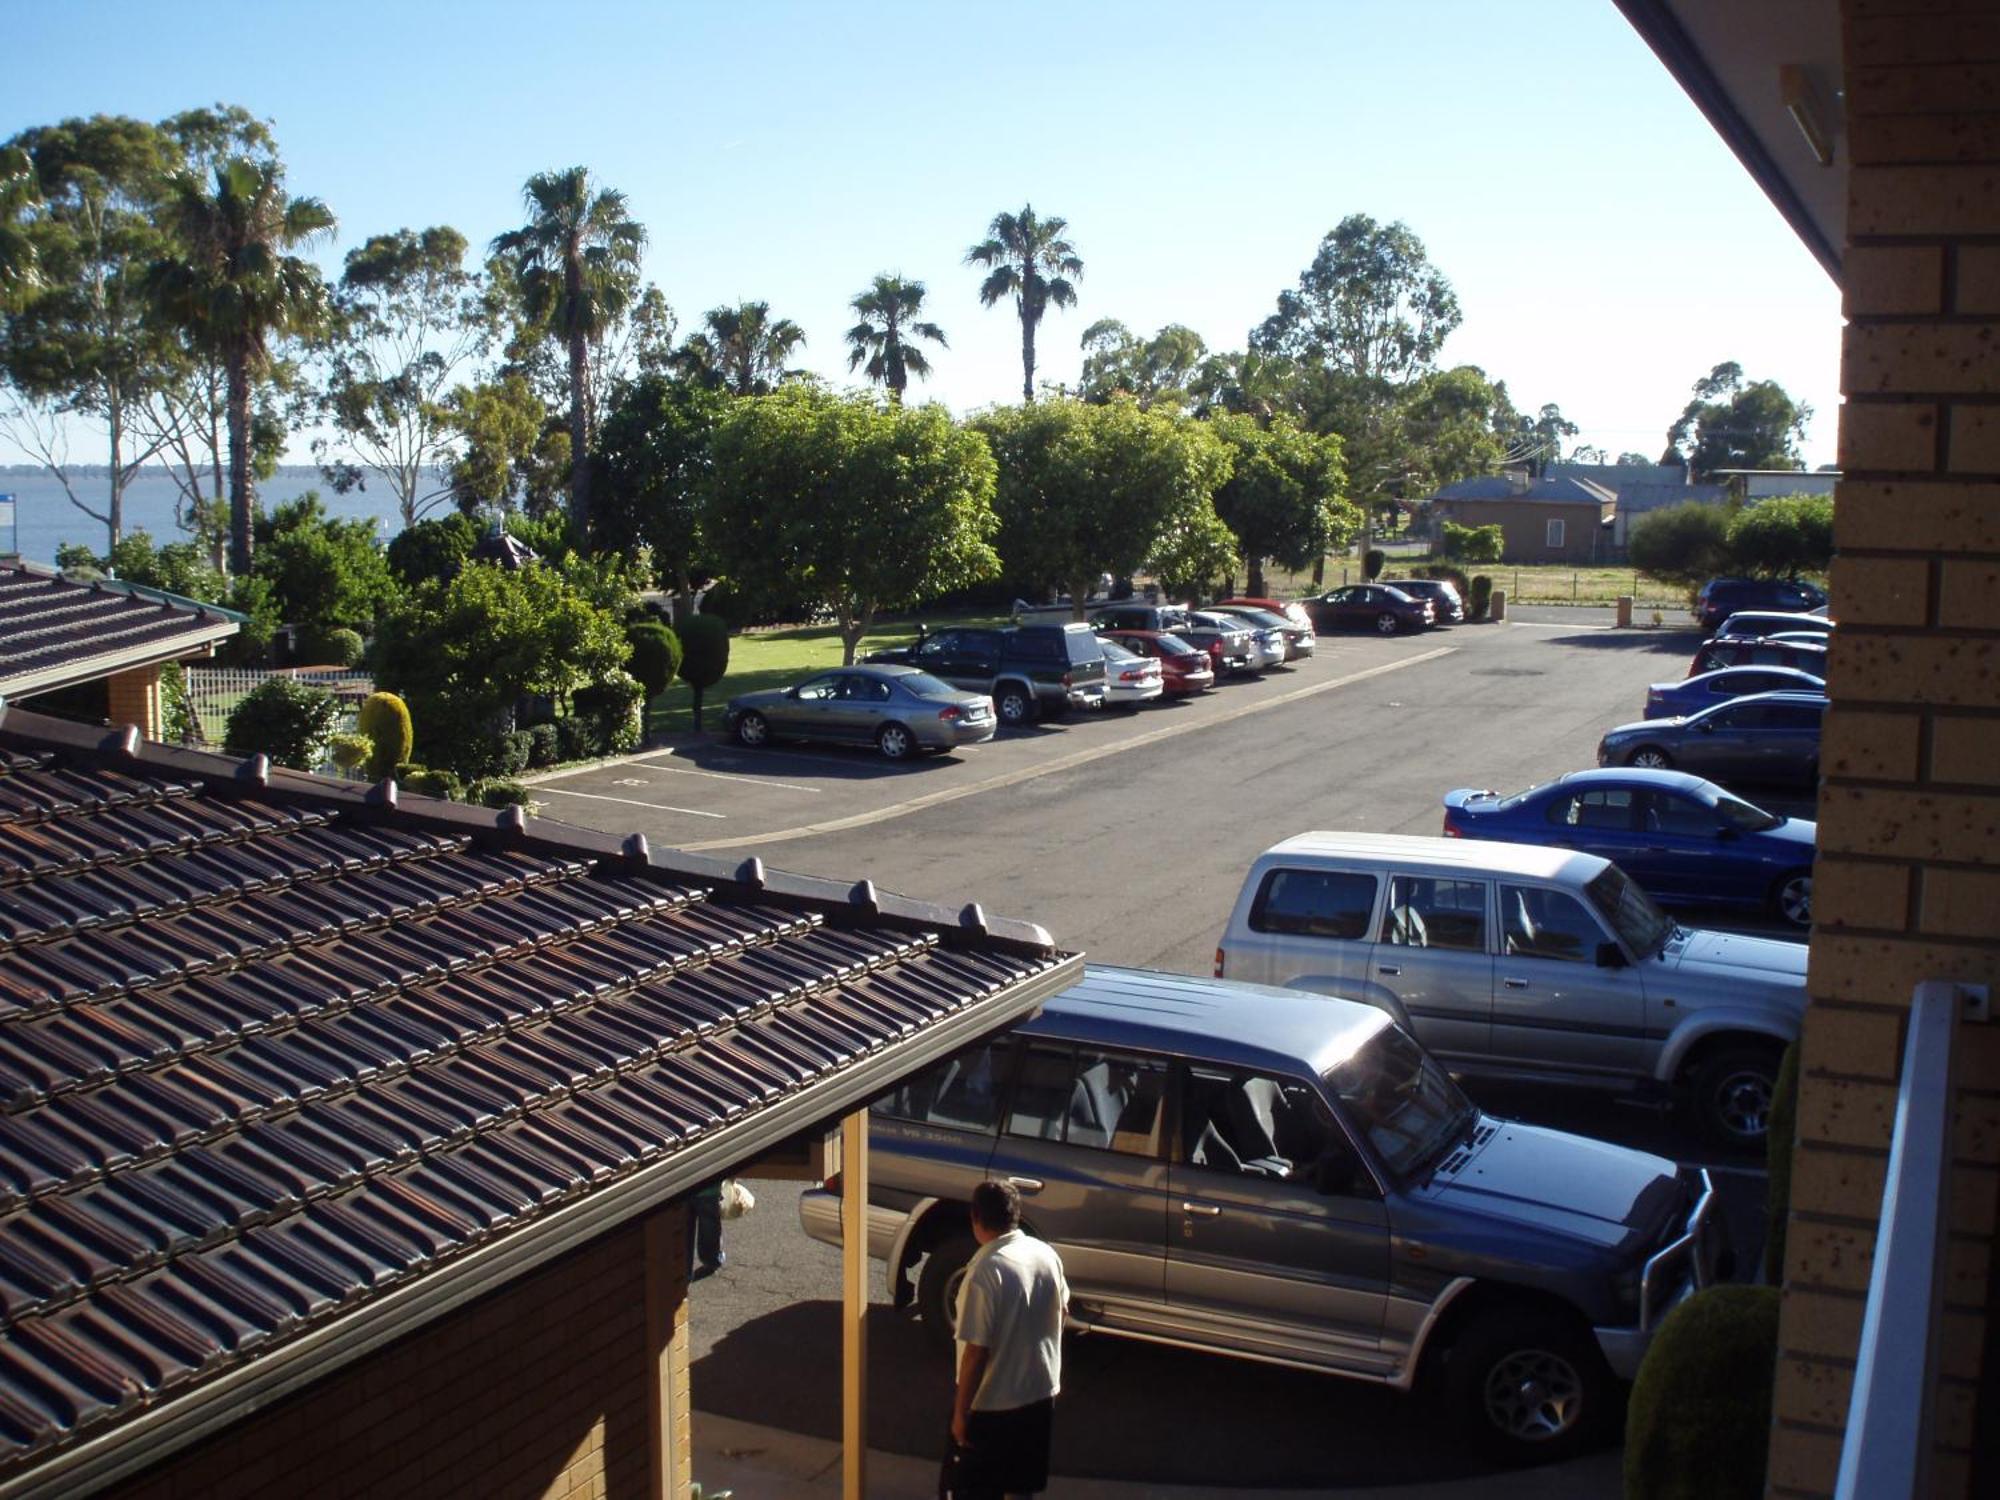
[938,705,963,722]
[1442,817,1462,837]
[1061,671,1073,687]
[1213,946,1225,977]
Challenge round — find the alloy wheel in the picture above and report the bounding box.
[1483,1348,1585,1444]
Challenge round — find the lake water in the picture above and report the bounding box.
[0,467,412,563]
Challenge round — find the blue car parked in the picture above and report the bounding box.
[1645,665,1826,719]
[1442,768,1816,929]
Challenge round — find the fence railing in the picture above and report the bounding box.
[176,667,374,748]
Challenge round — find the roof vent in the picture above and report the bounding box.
[369,777,399,810]
[737,856,766,891]
[849,879,880,914]
[238,754,270,788]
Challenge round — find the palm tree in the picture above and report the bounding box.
[490,167,647,535]
[966,205,1083,402]
[845,275,946,400]
[678,301,805,396]
[147,158,334,575]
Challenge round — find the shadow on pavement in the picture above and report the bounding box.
[692,1300,1571,1488]
[656,739,975,782]
[1535,630,1706,656]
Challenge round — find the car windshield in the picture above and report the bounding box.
[1714,792,1784,832]
[1585,864,1676,955]
[898,672,957,698]
[1323,1026,1474,1180]
[1100,640,1137,662]
[1228,607,1288,628]
[1152,633,1200,657]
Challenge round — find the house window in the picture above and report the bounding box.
[1546,517,1566,549]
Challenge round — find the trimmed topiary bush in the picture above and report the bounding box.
[625,621,683,702]
[1363,548,1386,580]
[314,627,365,667]
[497,730,533,777]
[357,692,414,779]
[329,732,372,773]
[470,778,532,809]
[397,765,464,801]
[1468,574,1494,621]
[1763,1040,1801,1285]
[223,678,341,770]
[555,716,598,763]
[525,722,561,768]
[677,612,732,733]
[1624,1285,1779,1500]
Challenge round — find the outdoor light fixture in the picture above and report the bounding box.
[1780,64,1836,166]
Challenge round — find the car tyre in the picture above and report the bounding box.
[995,684,1034,726]
[877,722,915,760]
[1443,1308,1612,1463]
[1690,1045,1781,1151]
[1773,871,1813,930]
[1375,611,1400,636]
[917,1231,978,1351]
[1627,746,1673,769]
[735,711,769,749]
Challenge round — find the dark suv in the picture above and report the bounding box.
[1695,577,1827,632]
[867,623,1107,724]
[802,966,1722,1460]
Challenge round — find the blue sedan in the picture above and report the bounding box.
[1645,665,1826,719]
[1442,768,1816,929]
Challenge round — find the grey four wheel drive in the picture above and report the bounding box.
[802,966,1724,1461]
[866,623,1107,724]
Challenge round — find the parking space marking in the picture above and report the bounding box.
[1507,620,1615,631]
[679,646,1454,851]
[630,755,822,793]
[535,786,727,818]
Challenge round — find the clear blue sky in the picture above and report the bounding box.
[6,0,1841,467]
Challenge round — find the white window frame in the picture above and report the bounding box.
[1546,517,1566,549]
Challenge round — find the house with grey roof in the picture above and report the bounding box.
[1425,471,1617,562]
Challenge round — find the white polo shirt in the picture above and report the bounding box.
[954,1228,1070,1412]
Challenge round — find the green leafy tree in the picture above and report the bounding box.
[1206,412,1354,595]
[1665,362,1811,480]
[385,511,479,588]
[318,226,491,525]
[223,676,340,769]
[0,144,42,310]
[490,167,647,534]
[1630,501,1736,592]
[146,156,335,575]
[253,493,396,638]
[1148,496,1240,602]
[1078,320,1207,408]
[966,204,1083,402]
[705,387,1001,662]
[1253,215,1461,383]
[1617,450,1653,466]
[1188,348,1302,425]
[675,301,806,397]
[444,371,569,517]
[592,373,728,592]
[1501,401,1580,475]
[845,275,946,400]
[1727,495,1833,578]
[975,397,1230,618]
[104,530,226,601]
[676,611,731,732]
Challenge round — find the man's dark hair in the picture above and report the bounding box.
[970,1178,1022,1233]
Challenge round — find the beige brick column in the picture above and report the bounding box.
[1768,6,2000,1497]
[645,1206,695,1500]
[104,665,162,740]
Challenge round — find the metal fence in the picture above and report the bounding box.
[176,667,375,749]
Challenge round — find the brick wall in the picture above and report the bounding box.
[103,665,161,740]
[101,1209,691,1500]
[1768,5,2000,1496]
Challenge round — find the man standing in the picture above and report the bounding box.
[948,1179,1069,1500]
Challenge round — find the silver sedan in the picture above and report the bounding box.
[726,665,995,760]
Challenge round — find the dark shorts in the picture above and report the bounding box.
[948,1397,1055,1498]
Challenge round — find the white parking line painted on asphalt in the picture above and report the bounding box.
[1507,620,1615,631]
[535,786,727,818]
[630,756,822,793]
[678,646,1455,851]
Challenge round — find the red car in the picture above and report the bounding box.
[1213,595,1315,632]
[1096,629,1216,695]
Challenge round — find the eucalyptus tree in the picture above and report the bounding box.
[676,301,806,396]
[146,157,335,575]
[844,275,946,400]
[1078,319,1206,408]
[490,167,647,533]
[966,204,1083,402]
[0,146,40,311]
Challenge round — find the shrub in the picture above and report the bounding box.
[525,722,561,768]
[1362,548,1385,580]
[625,621,683,701]
[1624,1285,1780,1500]
[1630,501,1734,591]
[555,716,598,762]
[357,692,414,779]
[329,732,372,772]
[411,696,511,781]
[575,668,644,755]
[160,662,200,745]
[223,678,341,770]
[1468,574,1494,621]
[470,778,532,809]
[1727,494,1833,579]
[1763,1041,1801,1285]
[1438,520,1503,564]
[312,627,365,667]
[397,764,464,801]
[497,729,534,777]
[677,612,732,732]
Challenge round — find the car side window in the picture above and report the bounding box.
[914,632,957,661]
[795,673,841,701]
[1180,1066,1364,1194]
[1547,788,1639,832]
[1500,885,1608,963]
[862,677,893,703]
[1773,703,1823,729]
[1644,791,1718,837]
[1002,1044,1167,1154]
[1250,868,1378,940]
[1380,876,1487,952]
[873,1038,1012,1133]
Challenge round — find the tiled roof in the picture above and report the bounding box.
[0,564,239,700]
[1616,481,1728,513]
[1425,475,1617,506]
[0,707,1076,1495]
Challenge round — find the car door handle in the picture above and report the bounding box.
[1006,1176,1044,1194]
[1503,977,1529,989]
[1180,1202,1221,1217]
[1377,964,1401,976]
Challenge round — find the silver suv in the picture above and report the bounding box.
[801,966,1723,1460]
[1216,833,1806,1147]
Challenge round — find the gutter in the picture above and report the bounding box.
[0,621,239,699]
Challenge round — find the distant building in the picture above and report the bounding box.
[1712,467,1840,500]
[1425,470,1616,563]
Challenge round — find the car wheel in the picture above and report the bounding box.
[1773,871,1813,930]
[995,684,1034,726]
[917,1230,978,1351]
[1444,1308,1611,1463]
[735,711,769,748]
[1628,746,1673,769]
[877,722,915,760]
[1375,611,1400,635]
[1690,1045,1781,1151]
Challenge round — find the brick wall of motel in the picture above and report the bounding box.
[1769,5,2000,1496]
[102,1210,692,1500]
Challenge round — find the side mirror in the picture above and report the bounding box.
[784,686,800,699]
[1596,942,1627,969]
